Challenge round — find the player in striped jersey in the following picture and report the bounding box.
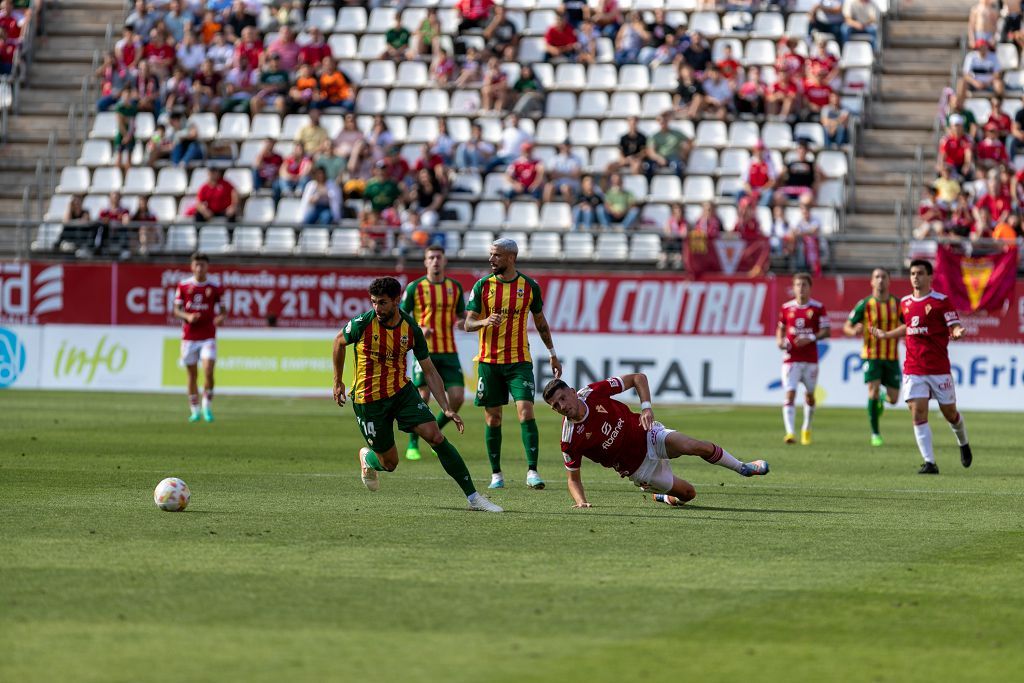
[843,268,902,447]
[400,246,468,461]
[332,277,501,512]
[465,239,562,491]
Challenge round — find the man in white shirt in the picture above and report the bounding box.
[543,142,582,202]
[484,113,532,173]
[960,39,1003,99]
[701,64,734,120]
[842,0,879,49]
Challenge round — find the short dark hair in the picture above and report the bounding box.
[368,277,402,299]
[793,272,812,286]
[542,378,569,402]
[425,244,445,255]
[909,259,933,275]
[191,252,209,263]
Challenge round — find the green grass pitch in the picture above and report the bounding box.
[2,390,1023,682]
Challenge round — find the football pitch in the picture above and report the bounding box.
[2,391,1022,683]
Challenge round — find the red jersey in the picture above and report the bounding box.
[976,138,1008,165]
[974,190,1011,222]
[175,277,223,341]
[559,377,649,477]
[769,79,798,99]
[899,291,960,376]
[987,112,1011,136]
[197,179,236,213]
[801,78,832,107]
[298,42,331,66]
[716,58,741,80]
[508,158,540,187]
[0,15,21,40]
[778,298,829,363]
[545,23,577,48]
[940,134,972,167]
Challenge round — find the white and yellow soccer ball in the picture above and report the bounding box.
[153,477,191,512]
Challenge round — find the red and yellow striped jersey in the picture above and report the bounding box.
[399,276,465,355]
[343,310,429,404]
[466,272,544,364]
[847,295,900,360]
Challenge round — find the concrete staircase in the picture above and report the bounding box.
[838,0,972,270]
[0,0,125,222]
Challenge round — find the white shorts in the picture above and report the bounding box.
[902,373,956,405]
[628,421,677,494]
[782,362,818,393]
[180,339,217,366]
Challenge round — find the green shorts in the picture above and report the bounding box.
[352,382,435,453]
[863,359,901,388]
[474,361,536,407]
[412,353,465,389]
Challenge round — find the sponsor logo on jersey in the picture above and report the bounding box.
[601,418,625,450]
[594,404,607,413]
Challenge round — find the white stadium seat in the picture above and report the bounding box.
[595,233,628,261]
[232,226,264,253]
[297,227,330,254]
[563,233,594,260]
[89,167,123,194]
[198,225,230,254]
[328,229,362,256]
[56,166,90,194]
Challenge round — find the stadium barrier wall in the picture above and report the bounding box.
[3,325,1023,411]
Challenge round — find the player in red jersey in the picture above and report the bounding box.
[173,252,225,423]
[776,272,831,445]
[542,375,769,508]
[871,260,972,474]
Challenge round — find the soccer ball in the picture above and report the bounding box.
[153,477,191,512]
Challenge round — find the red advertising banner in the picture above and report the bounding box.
[2,261,1021,341]
[683,233,771,278]
[933,244,1019,314]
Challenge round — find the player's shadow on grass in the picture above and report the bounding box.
[684,504,852,515]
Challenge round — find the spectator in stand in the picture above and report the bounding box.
[775,37,806,79]
[454,46,483,88]
[976,122,1009,171]
[95,191,132,258]
[646,32,679,69]
[430,48,457,87]
[485,114,532,172]
[126,1,157,38]
[947,191,975,237]
[613,11,647,66]
[252,139,283,192]
[502,142,545,207]
[663,202,688,256]
[133,196,163,255]
[223,55,257,113]
[266,25,300,73]
[700,64,733,120]
[767,70,799,121]
[960,39,1003,99]
[316,140,347,186]
[768,204,791,256]
[198,10,222,47]
[454,123,494,172]
[971,205,994,239]
[608,115,648,175]
[743,140,778,206]
[298,28,331,68]
[809,37,843,87]
[776,140,823,203]
[314,56,355,111]
[161,0,189,44]
[944,93,979,139]
[406,168,447,229]
[802,69,833,120]
[288,63,319,111]
[1007,92,1024,159]
[207,33,236,73]
[234,25,263,73]
[715,44,742,86]
[457,0,494,32]
[189,168,239,223]
[299,167,342,225]
[194,59,224,114]
[171,116,205,166]
[484,5,519,60]
[412,142,447,188]
[409,8,441,60]
[986,96,1011,137]
[647,113,691,177]
[273,144,312,203]
[59,195,94,255]
[94,52,125,111]
[674,63,704,119]
[431,119,455,165]
[545,10,580,62]
[544,142,583,203]
[112,87,138,173]
[938,115,975,180]
[572,174,609,231]
[225,1,256,38]
[915,186,948,239]
[115,26,142,70]
[734,198,764,242]
[790,199,826,276]
[563,0,590,28]
[250,53,290,115]
[968,0,999,48]
[809,0,845,45]
[974,169,1012,227]
[842,0,879,49]
[934,164,961,206]
[603,173,639,230]
[576,19,600,65]
[143,31,177,80]
[363,161,403,214]
[334,112,364,170]
[821,92,850,148]
[693,201,722,238]
[177,31,207,73]
[993,213,1022,242]
[1005,0,1024,46]
[480,57,510,113]
[639,8,673,64]
[383,14,410,61]
[681,31,712,75]
[365,115,395,161]
[295,108,329,156]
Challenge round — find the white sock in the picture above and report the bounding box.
[913,421,935,463]
[201,391,212,411]
[949,413,968,446]
[705,444,743,473]
[783,404,796,434]
[189,394,200,416]
[802,404,815,431]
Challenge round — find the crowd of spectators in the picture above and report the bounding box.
[0,0,34,76]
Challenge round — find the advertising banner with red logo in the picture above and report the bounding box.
[2,261,1021,341]
[933,244,1019,314]
[683,233,771,278]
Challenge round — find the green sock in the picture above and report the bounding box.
[521,419,539,470]
[432,438,477,496]
[867,399,880,435]
[408,432,419,449]
[435,410,451,430]
[877,398,886,416]
[485,425,502,473]
[363,450,387,472]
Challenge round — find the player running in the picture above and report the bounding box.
[400,246,467,461]
[542,374,769,508]
[332,277,502,512]
[843,268,902,447]
[776,272,830,445]
[173,252,224,423]
[465,238,561,491]
[871,260,973,474]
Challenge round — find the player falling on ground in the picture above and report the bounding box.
[870,260,973,474]
[173,252,224,423]
[542,374,769,508]
[332,277,502,512]
[465,239,562,491]
[400,246,467,461]
[776,272,831,445]
[843,268,902,447]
